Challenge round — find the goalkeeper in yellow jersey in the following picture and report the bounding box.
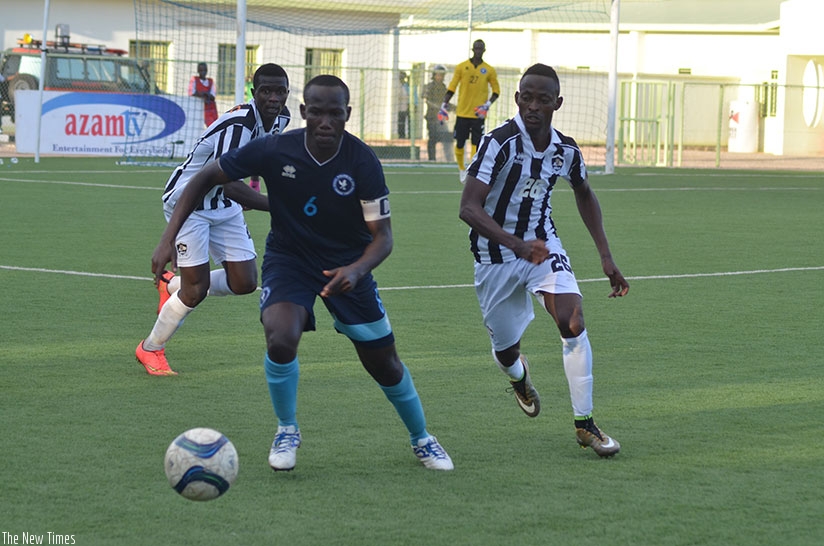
[439,39,500,183]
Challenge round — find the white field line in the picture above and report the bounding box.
[1,264,821,291]
[0,176,159,190]
[3,175,821,287]
[1,173,821,194]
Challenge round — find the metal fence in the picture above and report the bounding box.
[618,80,824,169]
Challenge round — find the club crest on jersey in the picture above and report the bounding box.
[551,151,565,174]
[332,174,356,196]
[480,67,487,74]
[176,243,188,258]
[281,165,296,179]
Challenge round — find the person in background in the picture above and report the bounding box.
[397,71,410,139]
[245,74,254,103]
[136,63,291,376]
[423,64,454,162]
[0,73,5,134]
[244,72,262,192]
[189,62,219,127]
[439,39,499,182]
[459,63,629,458]
[148,74,453,472]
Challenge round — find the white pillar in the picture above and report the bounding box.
[605,0,620,174]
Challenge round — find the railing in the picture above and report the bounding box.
[618,80,676,166]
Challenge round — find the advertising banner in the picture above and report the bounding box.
[14,91,205,157]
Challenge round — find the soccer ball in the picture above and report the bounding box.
[164,428,239,501]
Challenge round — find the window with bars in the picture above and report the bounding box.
[305,48,343,82]
[129,40,169,93]
[217,44,259,97]
[758,70,779,118]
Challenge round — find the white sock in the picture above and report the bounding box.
[562,330,594,417]
[166,269,235,297]
[167,275,181,294]
[493,350,525,381]
[207,268,236,296]
[143,292,195,350]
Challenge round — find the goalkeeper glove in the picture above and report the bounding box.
[437,103,449,123]
[474,100,492,119]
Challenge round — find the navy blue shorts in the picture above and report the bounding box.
[260,251,395,348]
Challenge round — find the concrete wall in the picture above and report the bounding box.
[5,0,824,154]
[768,0,824,154]
[1,1,136,53]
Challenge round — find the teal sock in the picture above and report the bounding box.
[380,364,428,444]
[263,354,299,428]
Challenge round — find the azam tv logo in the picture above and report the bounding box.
[63,110,147,138]
[41,93,186,145]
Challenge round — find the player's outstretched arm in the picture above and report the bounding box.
[151,160,231,282]
[572,180,629,298]
[320,217,393,298]
[224,180,269,211]
[459,176,549,264]
[602,257,629,298]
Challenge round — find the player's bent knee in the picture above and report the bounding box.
[556,316,585,338]
[265,338,298,364]
[178,286,209,307]
[228,279,258,295]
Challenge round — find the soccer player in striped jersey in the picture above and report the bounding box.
[136,63,291,376]
[459,63,630,458]
[147,75,453,471]
[440,39,500,182]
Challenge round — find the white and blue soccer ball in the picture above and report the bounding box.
[164,428,238,501]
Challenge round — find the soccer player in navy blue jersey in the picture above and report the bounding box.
[136,64,291,377]
[149,75,453,471]
[459,63,630,458]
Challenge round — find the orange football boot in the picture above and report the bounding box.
[156,270,175,314]
[135,340,177,376]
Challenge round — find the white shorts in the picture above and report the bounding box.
[474,238,581,351]
[163,205,257,268]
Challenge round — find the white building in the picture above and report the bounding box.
[2,0,822,159]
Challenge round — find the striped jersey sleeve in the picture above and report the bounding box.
[162,102,288,211]
[466,115,587,264]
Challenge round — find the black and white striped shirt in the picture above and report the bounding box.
[466,113,587,264]
[162,102,290,210]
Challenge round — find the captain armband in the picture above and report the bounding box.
[361,196,391,221]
